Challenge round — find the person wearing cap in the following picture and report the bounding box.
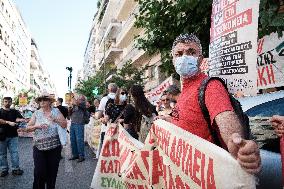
[0,96,27,177]
[18,92,67,189]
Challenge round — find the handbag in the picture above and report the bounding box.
[57,125,67,146]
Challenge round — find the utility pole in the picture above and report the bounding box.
[103,40,107,93]
[66,67,73,91]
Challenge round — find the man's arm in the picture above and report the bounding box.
[214,111,244,145]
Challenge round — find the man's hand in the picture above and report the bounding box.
[6,121,16,127]
[227,133,261,174]
[270,115,284,137]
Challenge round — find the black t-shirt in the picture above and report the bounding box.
[56,105,69,119]
[0,108,23,137]
[87,106,96,114]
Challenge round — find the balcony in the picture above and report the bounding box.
[115,0,137,21]
[102,42,123,66]
[116,44,146,69]
[116,6,141,48]
[99,19,122,51]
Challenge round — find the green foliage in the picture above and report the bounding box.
[75,70,105,101]
[108,60,148,90]
[134,0,284,76]
[75,61,147,100]
[134,0,212,76]
[259,0,284,38]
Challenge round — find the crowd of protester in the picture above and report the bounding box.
[0,33,283,188]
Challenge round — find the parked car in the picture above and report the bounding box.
[238,90,284,189]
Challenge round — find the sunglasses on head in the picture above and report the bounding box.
[121,92,127,95]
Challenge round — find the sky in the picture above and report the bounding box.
[12,0,97,99]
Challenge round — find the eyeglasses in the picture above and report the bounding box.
[121,92,127,95]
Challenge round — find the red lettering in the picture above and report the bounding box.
[201,153,206,189]
[266,64,275,84]
[102,141,110,157]
[170,137,177,165]
[100,160,107,173]
[141,151,149,174]
[132,162,146,180]
[168,167,175,189]
[175,175,185,189]
[111,140,119,157]
[176,139,183,167]
[120,148,130,167]
[107,160,114,173]
[185,145,193,177]
[182,142,189,173]
[152,150,164,185]
[114,160,120,173]
[207,158,216,189]
[258,67,267,86]
[193,149,201,186]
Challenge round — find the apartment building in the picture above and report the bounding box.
[0,0,31,97]
[30,39,56,96]
[0,0,56,99]
[84,0,165,91]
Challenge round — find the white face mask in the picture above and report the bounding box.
[174,55,199,78]
[119,94,127,103]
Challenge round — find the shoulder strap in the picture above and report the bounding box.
[198,77,228,146]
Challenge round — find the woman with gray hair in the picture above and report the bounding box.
[18,92,67,189]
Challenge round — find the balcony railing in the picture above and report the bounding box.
[116,5,139,45]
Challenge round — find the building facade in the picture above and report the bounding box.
[83,0,166,91]
[0,0,31,97]
[0,0,56,100]
[30,39,56,96]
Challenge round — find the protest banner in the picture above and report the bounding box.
[85,117,102,154]
[145,76,178,103]
[257,31,284,89]
[91,120,256,189]
[209,0,260,96]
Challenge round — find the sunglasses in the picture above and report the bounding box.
[121,92,128,95]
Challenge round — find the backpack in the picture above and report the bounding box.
[105,98,124,123]
[198,77,250,146]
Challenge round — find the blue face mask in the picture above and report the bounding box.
[174,55,199,78]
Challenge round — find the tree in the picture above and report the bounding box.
[75,70,105,101]
[75,61,147,100]
[134,0,284,76]
[108,60,148,90]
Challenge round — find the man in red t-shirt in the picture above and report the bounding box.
[170,33,260,175]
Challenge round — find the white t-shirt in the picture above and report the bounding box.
[97,93,116,112]
[98,93,116,132]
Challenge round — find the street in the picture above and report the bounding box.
[0,137,97,189]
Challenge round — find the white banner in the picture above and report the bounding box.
[145,76,177,103]
[209,0,260,96]
[90,120,256,189]
[257,31,284,89]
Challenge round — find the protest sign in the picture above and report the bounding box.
[209,0,260,96]
[257,31,284,89]
[85,117,101,153]
[145,76,178,103]
[91,120,256,189]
